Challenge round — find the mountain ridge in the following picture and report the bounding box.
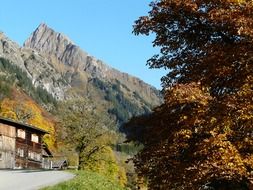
[24,23,160,97]
[0,23,162,124]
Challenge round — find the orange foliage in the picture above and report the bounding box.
[0,97,56,150]
[126,83,253,189]
[126,0,253,189]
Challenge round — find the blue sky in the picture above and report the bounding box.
[0,0,166,89]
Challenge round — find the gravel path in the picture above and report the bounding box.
[0,170,75,190]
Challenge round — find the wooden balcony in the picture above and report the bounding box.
[16,137,42,150]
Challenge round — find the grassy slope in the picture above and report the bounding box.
[41,170,126,190]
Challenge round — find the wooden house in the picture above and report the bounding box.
[0,117,52,169]
[42,145,53,169]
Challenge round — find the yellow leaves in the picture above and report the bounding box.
[0,98,17,120]
[226,0,248,4]
[210,117,217,124]
[175,129,192,140]
[0,111,17,120]
[179,115,188,123]
[223,125,232,134]
[165,83,212,106]
[210,130,218,137]
[80,146,126,186]
[243,155,253,168]
[238,111,253,121]
[131,0,253,188]
[0,97,56,150]
[196,134,248,181]
[227,162,234,167]
[118,167,127,187]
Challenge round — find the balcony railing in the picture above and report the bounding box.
[16,137,42,149]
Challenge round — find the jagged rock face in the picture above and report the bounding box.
[25,24,123,79]
[21,48,70,99]
[24,23,74,59]
[0,23,162,126]
[0,32,69,100]
[24,24,162,105]
[0,32,26,71]
[25,23,90,71]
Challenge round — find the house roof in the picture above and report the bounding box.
[0,117,48,134]
[42,145,53,157]
[52,160,68,168]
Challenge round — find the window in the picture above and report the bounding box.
[28,151,41,161]
[17,129,26,139]
[36,153,41,161]
[0,152,3,160]
[31,134,39,143]
[17,148,24,157]
[28,151,35,160]
[20,149,24,157]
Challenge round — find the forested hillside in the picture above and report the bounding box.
[0,21,164,187]
[0,58,56,107]
[0,57,132,187]
[0,25,162,128]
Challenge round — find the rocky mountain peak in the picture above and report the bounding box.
[23,23,162,105]
[0,23,162,124]
[0,32,27,71]
[24,23,93,71]
[24,23,74,59]
[24,24,120,79]
[36,22,49,32]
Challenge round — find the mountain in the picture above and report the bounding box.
[24,23,161,102]
[0,23,162,124]
[0,31,69,100]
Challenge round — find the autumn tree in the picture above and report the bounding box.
[0,98,56,149]
[56,100,127,186]
[125,0,253,189]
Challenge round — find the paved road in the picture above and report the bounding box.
[0,170,75,190]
